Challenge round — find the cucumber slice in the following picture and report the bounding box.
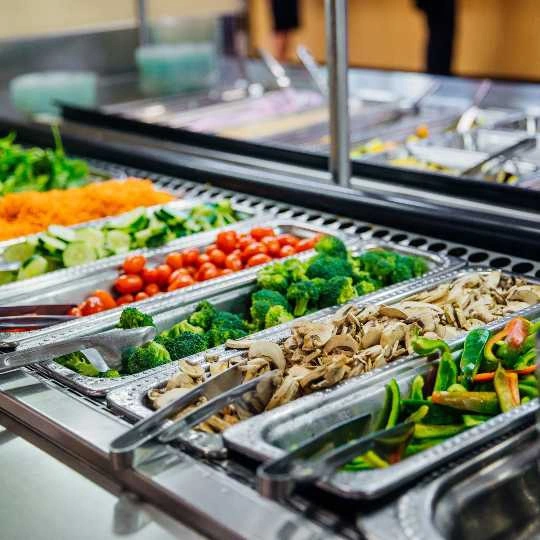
[48,225,77,243]
[0,270,15,285]
[75,227,105,249]
[17,255,48,280]
[62,242,97,268]
[39,234,67,254]
[105,230,131,254]
[3,241,35,263]
[108,209,149,232]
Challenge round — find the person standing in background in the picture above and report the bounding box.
[415,0,456,76]
[269,0,300,61]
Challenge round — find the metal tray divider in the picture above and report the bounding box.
[106,267,539,460]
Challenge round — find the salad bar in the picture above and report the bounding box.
[0,109,539,539]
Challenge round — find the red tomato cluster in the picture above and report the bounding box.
[68,227,319,317]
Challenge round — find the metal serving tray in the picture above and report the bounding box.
[1,219,345,344]
[0,198,259,298]
[31,238,457,397]
[224,321,540,500]
[108,266,535,459]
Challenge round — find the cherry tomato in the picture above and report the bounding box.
[165,252,184,270]
[116,294,134,306]
[185,266,197,277]
[167,275,195,291]
[277,234,299,247]
[115,274,144,295]
[122,254,146,275]
[230,248,242,258]
[242,242,267,262]
[80,296,105,316]
[198,262,217,275]
[247,253,272,267]
[205,243,217,255]
[193,254,208,268]
[91,289,117,309]
[141,267,159,284]
[295,238,316,252]
[225,254,243,271]
[197,266,219,282]
[220,268,233,276]
[279,245,296,258]
[183,248,200,266]
[169,268,189,284]
[144,283,160,296]
[135,292,149,302]
[209,248,226,267]
[237,235,252,250]
[216,231,238,253]
[67,306,82,317]
[250,227,275,241]
[155,264,172,286]
[261,236,281,257]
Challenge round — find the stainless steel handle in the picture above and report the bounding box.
[297,45,327,97]
[258,48,291,89]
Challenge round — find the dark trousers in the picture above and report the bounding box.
[418,0,456,76]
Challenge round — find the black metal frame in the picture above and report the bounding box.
[61,104,540,213]
[1,117,539,259]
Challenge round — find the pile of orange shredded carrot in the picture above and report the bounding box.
[0,178,175,241]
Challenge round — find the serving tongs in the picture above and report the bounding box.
[0,326,155,372]
[258,48,291,89]
[110,365,280,468]
[0,304,78,332]
[459,136,537,177]
[455,79,492,135]
[257,418,414,500]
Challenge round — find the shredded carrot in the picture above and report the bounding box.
[0,179,175,241]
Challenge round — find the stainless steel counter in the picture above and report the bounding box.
[0,423,203,540]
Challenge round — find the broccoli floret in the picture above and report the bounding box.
[389,259,414,283]
[305,254,353,281]
[250,289,290,329]
[207,311,249,347]
[399,254,429,278]
[156,332,208,360]
[117,307,155,329]
[162,319,204,339]
[212,199,238,227]
[264,305,294,328]
[319,276,358,308]
[283,258,307,282]
[100,369,121,378]
[355,279,378,296]
[188,301,217,331]
[257,263,289,294]
[121,341,171,375]
[314,235,348,259]
[355,251,394,283]
[55,351,101,378]
[286,279,323,317]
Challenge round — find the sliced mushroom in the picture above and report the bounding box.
[507,286,540,305]
[178,359,205,379]
[165,371,196,391]
[248,341,286,371]
[265,376,299,410]
[323,334,359,354]
[150,387,193,410]
[225,339,253,349]
[378,304,408,319]
[380,321,407,349]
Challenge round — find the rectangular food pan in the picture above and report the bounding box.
[0,219,350,345]
[0,197,260,305]
[30,236,449,396]
[106,268,539,459]
[224,340,539,500]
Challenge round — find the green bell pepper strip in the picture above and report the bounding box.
[494,364,520,413]
[462,414,492,428]
[460,327,490,388]
[412,335,450,357]
[431,391,500,415]
[363,451,389,469]
[518,383,539,399]
[374,379,401,430]
[433,352,458,392]
[404,438,447,457]
[521,396,531,405]
[414,423,466,439]
[447,383,467,393]
[519,375,539,387]
[405,404,430,424]
[408,375,424,401]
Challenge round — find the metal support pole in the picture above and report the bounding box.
[325,0,351,187]
[135,0,150,46]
